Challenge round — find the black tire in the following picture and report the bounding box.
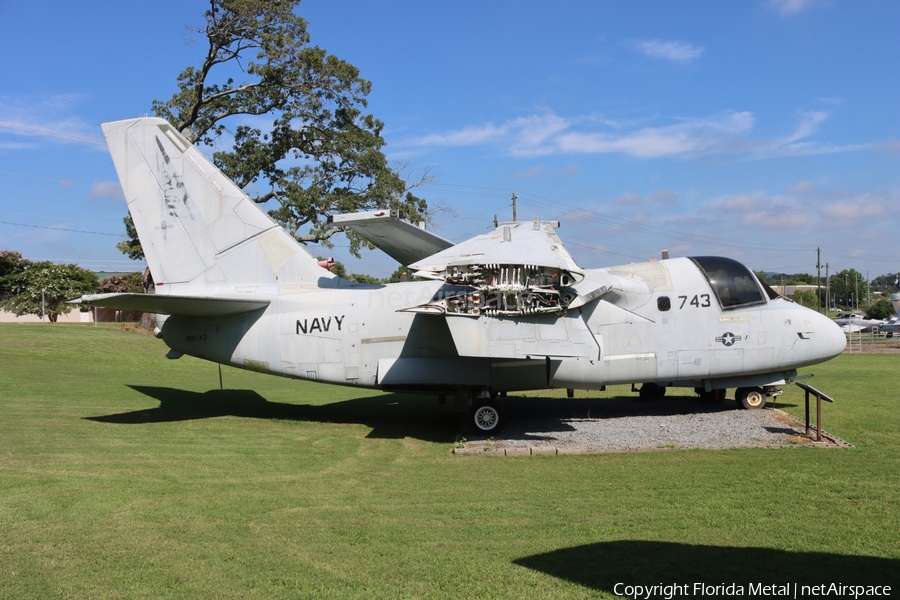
[639,383,666,401]
[471,400,503,434]
[735,386,766,409]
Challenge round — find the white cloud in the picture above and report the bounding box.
[413,123,507,147]
[783,110,828,144]
[631,39,705,62]
[748,110,870,159]
[768,0,821,15]
[877,138,900,154]
[0,117,105,146]
[786,181,817,194]
[512,165,549,178]
[722,194,757,211]
[821,201,887,220]
[556,111,754,158]
[741,210,807,228]
[0,94,104,147]
[401,107,868,162]
[508,114,570,155]
[615,192,643,205]
[91,180,125,201]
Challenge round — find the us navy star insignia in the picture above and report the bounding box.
[716,332,737,346]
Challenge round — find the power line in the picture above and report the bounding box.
[0,210,123,228]
[0,220,124,237]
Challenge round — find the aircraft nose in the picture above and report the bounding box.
[811,310,847,361]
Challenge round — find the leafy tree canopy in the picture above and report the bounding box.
[97,272,145,294]
[870,273,900,292]
[759,272,817,286]
[865,298,896,320]
[317,258,419,285]
[0,250,32,299]
[116,216,144,261]
[790,289,819,310]
[828,268,866,308]
[141,0,431,260]
[1,262,98,322]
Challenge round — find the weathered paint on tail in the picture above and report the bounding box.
[101,117,335,296]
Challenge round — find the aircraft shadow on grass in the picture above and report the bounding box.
[85,386,460,443]
[84,388,790,444]
[513,540,898,592]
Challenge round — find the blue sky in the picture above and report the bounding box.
[1,0,898,279]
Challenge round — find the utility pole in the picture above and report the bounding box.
[825,263,830,314]
[511,191,518,222]
[816,247,822,313]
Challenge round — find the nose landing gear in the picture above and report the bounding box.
[735,386,766,409]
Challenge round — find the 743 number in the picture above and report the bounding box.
[678,294,711,309]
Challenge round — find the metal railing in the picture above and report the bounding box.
[795,382,834,442]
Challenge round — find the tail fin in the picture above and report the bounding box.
[102,117,334,294]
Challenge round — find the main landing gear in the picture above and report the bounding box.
[466,390,504,435]
[696,388,726,403]
[471,400,502,434]
[638,382,666,401]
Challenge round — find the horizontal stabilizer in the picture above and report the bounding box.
[329,210,453,266]
[70,293,269,317]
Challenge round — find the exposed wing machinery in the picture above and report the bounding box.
[406,218,592,318]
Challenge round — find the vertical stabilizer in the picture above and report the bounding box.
[102,117,335,295]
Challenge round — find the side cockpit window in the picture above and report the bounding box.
[689,256,767,309]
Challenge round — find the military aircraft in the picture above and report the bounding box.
[74,117,847,434]
[832,313,886,334]
[872,293,900,338]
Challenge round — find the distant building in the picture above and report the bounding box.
[773,285,818,299]
[0,309,94,323]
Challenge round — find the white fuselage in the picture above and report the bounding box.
[160,257,846,395]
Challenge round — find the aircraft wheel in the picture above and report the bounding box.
[639,383,666,401]
[471,401,503,434]
[735,387,766,410]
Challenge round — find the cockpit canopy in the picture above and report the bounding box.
[689,256,775,309]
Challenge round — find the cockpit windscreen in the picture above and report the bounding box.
[689,256,767,309]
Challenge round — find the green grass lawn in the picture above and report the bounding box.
[1,324,897,598]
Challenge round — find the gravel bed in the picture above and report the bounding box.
[459,394,846,453]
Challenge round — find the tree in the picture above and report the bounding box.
[96,271,146,323]
[828,268,865,309]
[317,257,384,284]
[385,264,420,283]
[116,216,144,261]
[792,289,819,310]
[871,273,900,293]
[143,0,431,260]
[97,272,145,294]
[0,250,31,299]
[865,298,896,320]
[1,262,98,322]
